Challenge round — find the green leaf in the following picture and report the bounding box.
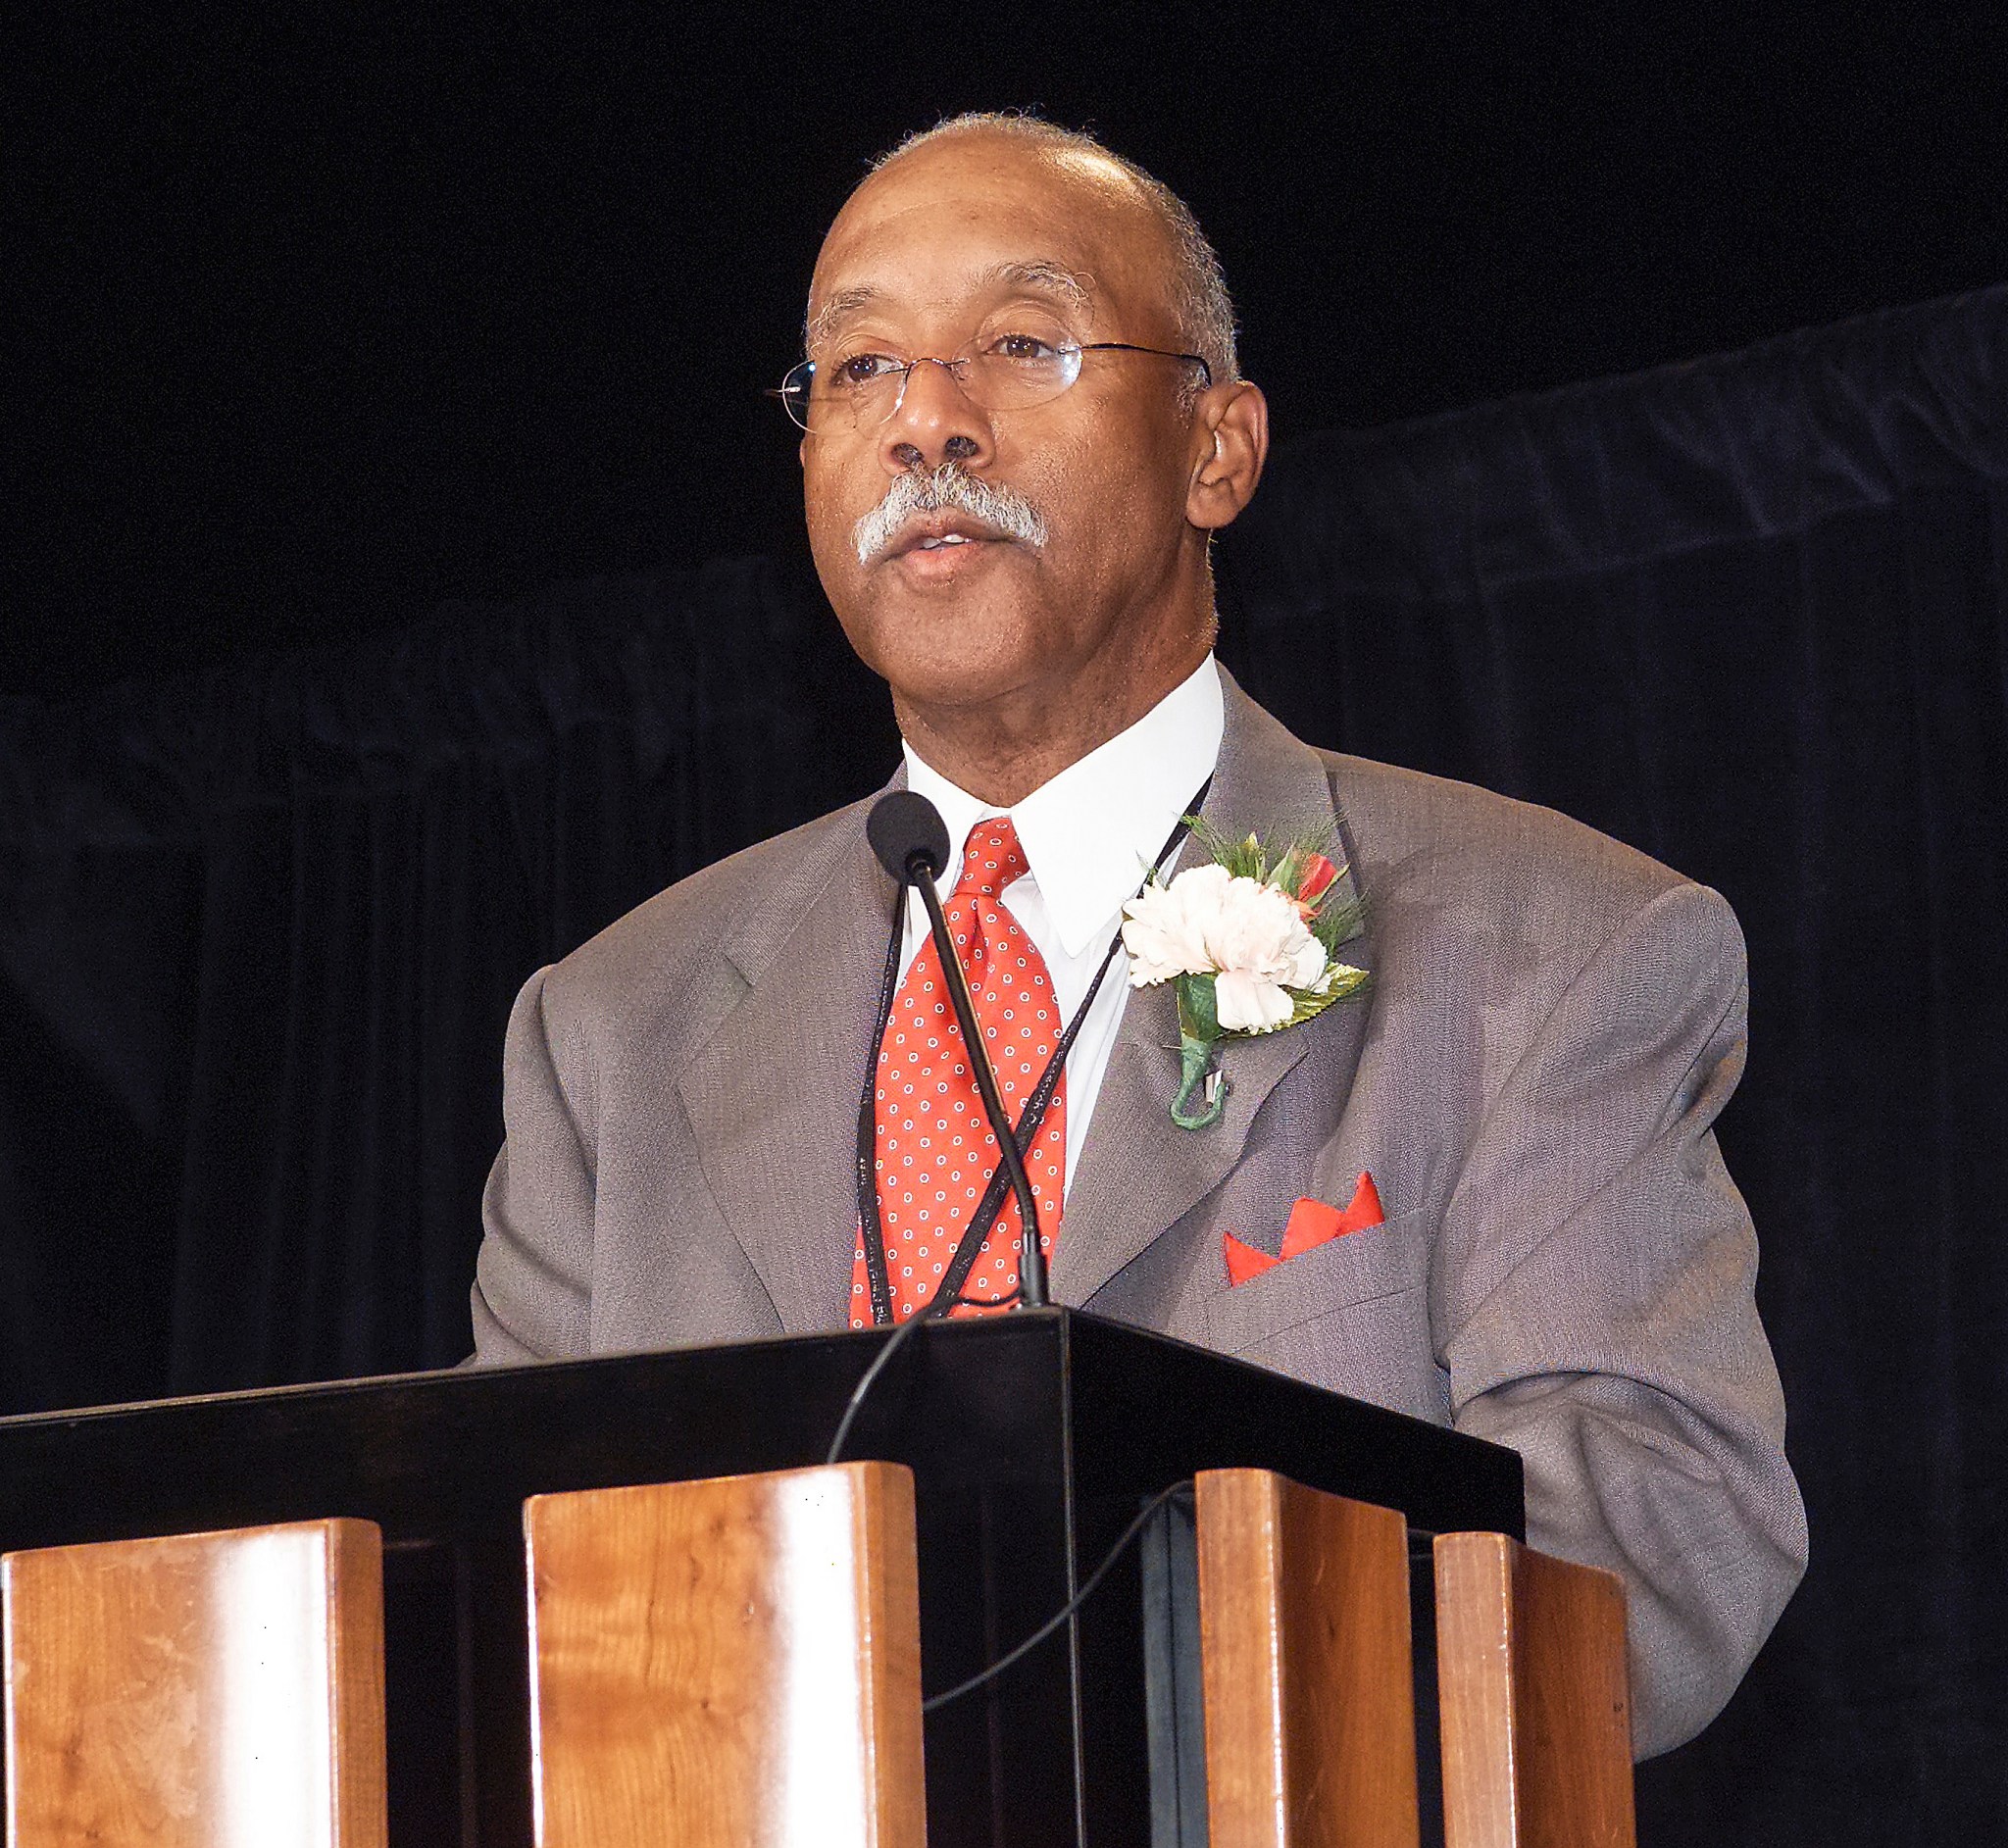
[1312,890,1366,952]
[1221,833,1264,879]
[1180,814,1234,866]
[1176,971,1220,1041]
[1283,964,1370,1026]
[1185,815,1355,891]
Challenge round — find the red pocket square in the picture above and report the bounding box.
[1223,1172,1385,1286]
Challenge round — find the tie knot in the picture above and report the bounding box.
[955,817,1029,897]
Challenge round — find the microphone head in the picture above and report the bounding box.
[868,790,952,885]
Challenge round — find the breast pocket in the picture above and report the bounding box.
[1202,1204,1433,1364]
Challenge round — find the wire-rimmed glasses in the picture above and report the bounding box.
[774,337,1211,434]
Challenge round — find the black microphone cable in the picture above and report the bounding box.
[920,1479,1192,1714]
[830,789,1217,1723]
[825,1309,928,1468]
[827,1328,1190,1718]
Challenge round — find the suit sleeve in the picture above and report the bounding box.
[1436,880,1807,1758]
[468,966,596,1364]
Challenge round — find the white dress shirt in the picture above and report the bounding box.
[901,654,1226,1195]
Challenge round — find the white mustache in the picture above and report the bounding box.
[852,464,1049,565]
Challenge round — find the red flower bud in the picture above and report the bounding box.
[1294,853,1338,908]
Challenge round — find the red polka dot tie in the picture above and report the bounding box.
[850,817,1066,1325]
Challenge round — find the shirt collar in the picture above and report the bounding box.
[902,655,1225,958]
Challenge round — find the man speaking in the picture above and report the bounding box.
[469,113,1806,1757]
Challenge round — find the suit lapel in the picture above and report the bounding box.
[1051,674,1372,1306]
[675,791,901,1333]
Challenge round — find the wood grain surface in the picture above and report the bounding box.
[1433,1532,1634,1848]
[1,1517,387,1848]
[1194,1468,1420,1848]
[525,1460,925,1848]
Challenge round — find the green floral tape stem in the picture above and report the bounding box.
[1172,973,1228,1129]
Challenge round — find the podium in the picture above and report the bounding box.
[0,1309,1525,1845]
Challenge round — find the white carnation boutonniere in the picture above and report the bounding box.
[1121,820,1369,1129]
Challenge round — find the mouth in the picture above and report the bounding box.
[886,515,1010,562]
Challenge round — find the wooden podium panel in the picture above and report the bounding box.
[1193,1469,1420,1848]
[1,1518,387,1848]
[525,1461,926,1848]
[1433,1533,1634,1848]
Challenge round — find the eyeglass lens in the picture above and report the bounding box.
[777,342,1206,432]
[782,345,1086,432]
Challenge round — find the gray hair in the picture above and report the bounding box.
[864,112,1240,389]
[851,462,1048,565]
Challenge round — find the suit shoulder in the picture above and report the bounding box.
[1322,750,1740,969]
[539,793,880,1025]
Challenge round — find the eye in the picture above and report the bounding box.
[830,352,905,389]
[985,331,1064,364]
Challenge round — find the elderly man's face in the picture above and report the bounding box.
[800,133,1236,730]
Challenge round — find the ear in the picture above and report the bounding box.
[1186,381,1269,531]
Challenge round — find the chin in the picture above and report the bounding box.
[838,578,1046,694]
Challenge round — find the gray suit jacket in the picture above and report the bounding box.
[472,672,1807,1757]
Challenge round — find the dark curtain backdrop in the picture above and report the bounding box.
[2,286,2003,1840]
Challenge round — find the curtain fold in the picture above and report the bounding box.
[1220,286,2007,1839]
[0,557,898,1401]
[3,285,2003,1842]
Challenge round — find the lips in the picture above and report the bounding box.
[885,513,1008,561]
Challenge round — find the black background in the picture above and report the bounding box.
[11,4,2006,687]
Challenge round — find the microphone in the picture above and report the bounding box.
[866,791,1050,1309]
[866,789,951,887]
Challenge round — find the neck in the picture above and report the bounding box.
[895,635,1211,807]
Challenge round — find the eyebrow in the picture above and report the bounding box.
[805,285,882,347]
[804,260,1098,350]
[995,261,1095,312]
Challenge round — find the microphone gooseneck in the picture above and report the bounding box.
[864,791,1049,1309]
[908,869,1050,1307]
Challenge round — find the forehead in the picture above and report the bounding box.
[807,135,1180,341]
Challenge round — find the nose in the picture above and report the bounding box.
[876,356,995,477]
